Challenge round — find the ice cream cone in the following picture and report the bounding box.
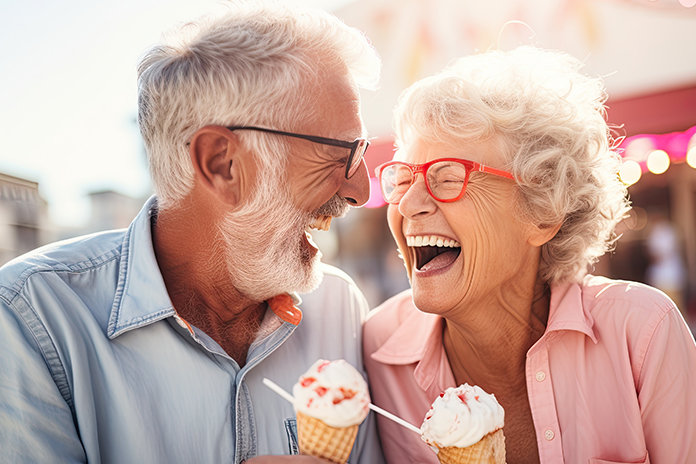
[435,428,505,464]
[296,411,358,463]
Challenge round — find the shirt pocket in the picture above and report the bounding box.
[284,418,299,455]
[589,452,649,464]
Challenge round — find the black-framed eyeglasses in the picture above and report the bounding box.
[375,157,515,204]
[226,126,369,179]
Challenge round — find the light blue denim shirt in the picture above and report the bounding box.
[0,196,384,464]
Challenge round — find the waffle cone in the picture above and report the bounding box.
[296,411,358,464]
[435,428,505,464]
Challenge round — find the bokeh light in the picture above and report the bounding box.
[688,146,696,169]
[624,137,655,161]
[619,160,642,185]
[623,206,649,231]
[646,149,670,174]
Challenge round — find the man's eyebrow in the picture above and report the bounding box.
[334,130,367,141]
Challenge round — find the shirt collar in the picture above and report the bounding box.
[107,196,303,339]
[370,281,598,390]
[370,293,449,393]
[107,196,174,338]
[546,280,597,343]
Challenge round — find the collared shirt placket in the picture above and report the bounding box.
[526,332,564,463]
[172,314,298,463]
[233,322,298,463]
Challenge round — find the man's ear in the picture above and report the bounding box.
[527,220,563,247]
[189,125,244,206]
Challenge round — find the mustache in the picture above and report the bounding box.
[314,194,349,218]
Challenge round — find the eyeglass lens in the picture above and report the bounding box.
[346,139,369,178]
[381,160,470,203]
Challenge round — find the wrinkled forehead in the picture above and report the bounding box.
[296,60,365,138]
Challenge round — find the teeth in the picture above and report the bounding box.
[406,235,460,248]
[309,215,332,231]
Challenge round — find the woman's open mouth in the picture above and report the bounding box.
[408,235,461,272]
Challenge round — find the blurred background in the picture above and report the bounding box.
[1,0,695,331]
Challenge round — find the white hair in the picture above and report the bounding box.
[137,1,380,209]
[394,46,631,283]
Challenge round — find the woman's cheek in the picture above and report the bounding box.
[387,204,412,278]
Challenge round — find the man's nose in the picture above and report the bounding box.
[338,159,370,206]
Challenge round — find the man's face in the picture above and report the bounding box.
[283,66,370,213]
[217,67,369,301]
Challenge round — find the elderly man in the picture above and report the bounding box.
[0,3,384,463]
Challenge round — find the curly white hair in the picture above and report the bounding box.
[394,46,631,283]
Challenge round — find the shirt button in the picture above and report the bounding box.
[544,429,555,441]
[535,371,546,382]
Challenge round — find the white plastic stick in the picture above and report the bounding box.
[368,403,421,435]
[262,378,295,404]
[263,377,421,436]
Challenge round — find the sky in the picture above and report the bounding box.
[0,0,348,227]
[2,0,695,228]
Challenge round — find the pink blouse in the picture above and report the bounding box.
[363,275,696,463]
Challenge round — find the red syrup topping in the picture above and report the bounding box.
[332,388,358,404]
[317,360,331,372]
[457,394,468,404]
[340,387,357,400]
[314,386,328,396]
[300,377,316,387]
[439,392,445,398]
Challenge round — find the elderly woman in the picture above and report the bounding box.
[363,46,696,464]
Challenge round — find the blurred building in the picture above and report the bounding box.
[0,172,146,266]
[85,190,146,232]
[0,172,52,265]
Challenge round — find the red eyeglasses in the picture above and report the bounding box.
[375,157,515,204]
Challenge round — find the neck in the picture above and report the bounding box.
[443,275,550,390]
[152,199,265,366]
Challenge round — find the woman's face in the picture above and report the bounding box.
[388,136,540,316]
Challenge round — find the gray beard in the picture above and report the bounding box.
[216,181,330,302]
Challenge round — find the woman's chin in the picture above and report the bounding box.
[411,283,452,315]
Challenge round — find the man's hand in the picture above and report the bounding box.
[244,456,332,463]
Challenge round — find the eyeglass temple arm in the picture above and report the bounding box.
[477,164,515,179]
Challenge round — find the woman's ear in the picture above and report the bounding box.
[189,125,244,206]
[527,221,563,247]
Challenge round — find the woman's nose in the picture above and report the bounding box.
[398,175,435,217]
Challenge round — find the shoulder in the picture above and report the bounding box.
[0,230,126,362]
[302,262,365,303]
[316,262,361,292]
[581,275,677,323]
[297,262,369,323]
[363,289,416,352]
[578,276,687,365]
[365,289,416,329]
[0,230,124,300]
